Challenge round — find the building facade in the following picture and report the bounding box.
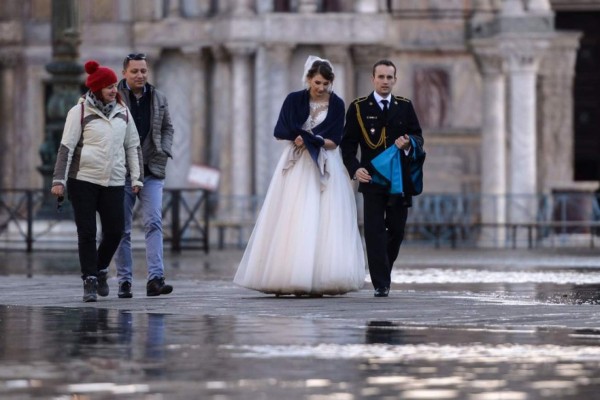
[0,0,598,228]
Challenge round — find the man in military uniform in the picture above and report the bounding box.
[341,59,424,297]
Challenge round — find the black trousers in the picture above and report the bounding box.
[68,178,125,279]
[362,191,408,289]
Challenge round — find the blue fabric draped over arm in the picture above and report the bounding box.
[370,136,426,195]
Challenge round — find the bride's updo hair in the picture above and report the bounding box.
[306,60,335,82]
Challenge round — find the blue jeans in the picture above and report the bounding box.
[115,175,165,283]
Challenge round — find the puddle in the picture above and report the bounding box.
[1,306,600,399]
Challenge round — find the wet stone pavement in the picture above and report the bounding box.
[0,247,600,399]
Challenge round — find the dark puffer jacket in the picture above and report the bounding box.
[118,80,174,179]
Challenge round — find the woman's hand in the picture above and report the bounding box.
[132,186,141,194]
[51,184,64,197]
[294,135,304,148]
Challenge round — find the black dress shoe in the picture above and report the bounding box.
[374,287,390,297]
[147,277,173,297]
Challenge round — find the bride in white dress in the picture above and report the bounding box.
[233,56,366,296]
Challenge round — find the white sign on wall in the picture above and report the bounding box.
[187,164,221,191]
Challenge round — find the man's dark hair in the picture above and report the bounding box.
[123,53,147,70]
[372,59,397,77]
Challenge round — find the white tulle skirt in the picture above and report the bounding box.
[233,144,366,296]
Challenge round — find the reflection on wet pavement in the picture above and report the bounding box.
[391,267,600,305]
[2,249,600,398]
[2,306,600,399]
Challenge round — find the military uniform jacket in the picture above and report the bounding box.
[341,92,424,199]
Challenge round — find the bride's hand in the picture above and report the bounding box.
[294,135,304,148]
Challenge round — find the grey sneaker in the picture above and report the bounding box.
[97,268,109,297]
[83,276,98,302]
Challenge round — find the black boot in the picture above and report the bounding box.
[146,277,173,297]
[97,268,109,297]
[118,281,133,299]
[83,276,98,302]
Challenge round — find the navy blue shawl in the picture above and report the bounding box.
[273,90,345,165]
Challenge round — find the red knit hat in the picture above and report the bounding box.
[84,60,118,92]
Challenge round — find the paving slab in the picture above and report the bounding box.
[1,247,600,399]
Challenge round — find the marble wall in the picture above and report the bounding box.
[0,0,593,208]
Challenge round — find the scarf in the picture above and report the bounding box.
[273,90,345,166]
[86,90,116,118]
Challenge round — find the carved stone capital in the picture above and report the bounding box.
[351,45,389,67]
[298,0,318,13]
[471,39,504,75]
[225,42,257,58]
[324,45,350,64]
[232,0,256,16]
[264,43,294,63]
[500,38,549,73]
[211,45,229,63]
[539,32,582,77]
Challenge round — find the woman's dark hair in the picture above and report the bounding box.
[93,90,123,105]
[306,60,335,82]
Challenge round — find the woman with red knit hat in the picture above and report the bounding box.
[51,60,144,302]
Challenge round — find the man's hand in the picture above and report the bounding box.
[355,167,372,183]
[395,134,411,150]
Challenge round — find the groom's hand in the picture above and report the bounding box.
[355,168,371,183]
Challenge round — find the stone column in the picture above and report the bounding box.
[472,44,506,246]
[537,33,581,192]
[351,45,388,99]
[226,43,256,199]
[166,0,182,18]
[527,0,551,12]
[182,48,208,166]
[254,43,292,196]
[354,0,380,13]
[298,0,318,13]
[324,45,350,103]
[232,0,255,16]
[256,0,274,13]
[501,39,548,228]
[0,53,17,189]
[209,46,232,201]
[157,50,193,189]
[501,0,525,15]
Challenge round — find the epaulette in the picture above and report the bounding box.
[353,96,369,104]
[394,95,410,103]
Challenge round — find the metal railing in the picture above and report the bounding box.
[0,188,210,252]
[1,189,599,251]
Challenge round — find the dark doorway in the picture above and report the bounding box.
[555,12,600,181]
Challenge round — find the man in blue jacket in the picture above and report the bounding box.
[114,53,175,298]
[341,59,424,298]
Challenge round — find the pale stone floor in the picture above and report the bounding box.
[0,246,600,399]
